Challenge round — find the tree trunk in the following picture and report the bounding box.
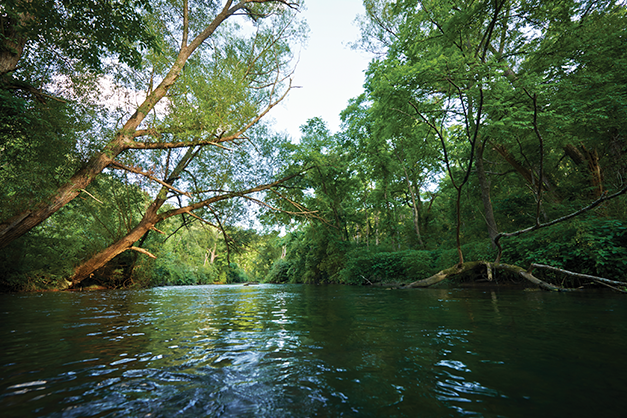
[0,10,30,75]
[375,211,380,246]
[0,146,119,249]
[69,168,302,286]
[395,150,425,248]
[493,143,536,186]
[70,145,199,284]
[0,2,241,249]
[210,242,218,263]
[404,261,574,291]
[475,141,499,244]
[70,206,160,285]
[564,143,604,198]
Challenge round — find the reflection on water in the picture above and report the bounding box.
[1,285,626,417]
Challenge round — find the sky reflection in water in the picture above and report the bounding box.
[1,285,626,417]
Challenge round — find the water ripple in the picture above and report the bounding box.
[1,285,626,417]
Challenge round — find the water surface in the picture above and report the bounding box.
[1,285,625,417]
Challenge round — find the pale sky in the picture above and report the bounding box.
[269,0,373,140]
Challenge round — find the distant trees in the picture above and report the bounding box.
[267,0,627,289]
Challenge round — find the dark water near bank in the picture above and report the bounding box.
[1,285,626,417]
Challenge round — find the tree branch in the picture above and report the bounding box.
[495,185,627,262]
[108,160,191,197]
[157,170,304,221]
[530,263,626,287]
[125,80,292,151]
[127,246,157,259]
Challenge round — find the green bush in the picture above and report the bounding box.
[265,258,292,283]
[149,257,221,286]
[400,250,435,278]
[339,248,437,284]
[226,263,249,284]
[501,218,627,280]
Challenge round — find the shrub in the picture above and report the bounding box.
[339,248,437,284]
[501,218,627,281]
[226,263,249,284]
[265,259,292,283]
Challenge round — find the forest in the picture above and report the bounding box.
[1,0,626,292]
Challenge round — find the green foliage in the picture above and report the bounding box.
[226,263,250,284]
[128,214,284,287]
[265,258,292,283]
[338,240,497,286]
[151,260,220,287]
[0,90,82,221]
[3,0,157,72]
[502,219,627,279]
[0,174,149,290]
[3,1,627,291]
[263,227,349,284]
[340,248,434,285]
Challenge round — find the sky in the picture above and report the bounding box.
[269,0,374,140]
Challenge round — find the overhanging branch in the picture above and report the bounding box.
[109,160,192,197]
[494,184,627,262]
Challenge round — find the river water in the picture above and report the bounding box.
[0,285,625,417]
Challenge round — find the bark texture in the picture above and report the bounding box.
[475,141,499,244]
[564,143,604,198]
[0,10,30,75]
[70,207,160,285]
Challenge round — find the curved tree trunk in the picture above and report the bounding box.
[70,208,159,285]
[0,44,190,248]
[69,169,304,286]
[0,1,259,249]
[70,144,200,285]
[0,146,120,249]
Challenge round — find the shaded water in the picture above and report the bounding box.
[1,285,626,417]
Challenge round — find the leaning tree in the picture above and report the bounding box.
[0,0,303,249]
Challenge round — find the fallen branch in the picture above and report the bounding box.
[593,280,627,294]
[530,263,627,287]
[404,262,476,288]
[403,261,576,291]
[495,184,627,262]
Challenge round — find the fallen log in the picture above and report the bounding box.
[405,262,484,288]
[403,261,577,291]
[530,263,626,293]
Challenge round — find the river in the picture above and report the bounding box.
[1,285,625,417]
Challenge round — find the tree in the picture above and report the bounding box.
[0,0,302,249]
[1,0,156,76]
[70,162,302,285]
[359,0,627,250]
[67,26,307,285]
